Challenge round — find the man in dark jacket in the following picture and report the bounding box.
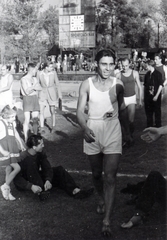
[144,60,163,128]
[14,134,93,200]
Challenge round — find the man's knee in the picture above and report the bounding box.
[32,117,39,124]
[148,171,163,180]
[104,173,116,186]
[52,165,66,176]
[92,170,103,180]
[54,165,65,172]
[6,165,12,174]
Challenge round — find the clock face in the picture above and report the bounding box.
[70,15,84,31]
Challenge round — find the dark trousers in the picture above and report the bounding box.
[51,166,78,196]
[144,96,161,127]
[14,165,78,196]
[136,171,166,214]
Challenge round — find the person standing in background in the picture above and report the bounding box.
[154,52,167,100]
[15,57,20,73]
[116,58,142,144]
[0,65,14,111]
[37,62,62,134]
[20,63,42,142]
[144,60,163,128]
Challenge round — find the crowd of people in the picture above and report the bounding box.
[50,53,96,74]
[0,48,166,236]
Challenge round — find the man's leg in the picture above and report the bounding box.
[154,99,162,127]
[102,153,120,235]
[50,106,56,131]
[31,111,39,135]
[23,111,31,142]
[127,104,136,136]
[121,171,166,229]
[145,100,153,127]
[52,166,78,196]
[89,153,104,211]
[51,166,93,198]
[39,104,46,129]
[136,171,166,212]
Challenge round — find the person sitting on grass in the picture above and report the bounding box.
[0,105,26,201]
[12,134,94,201]
[121,126,167,229]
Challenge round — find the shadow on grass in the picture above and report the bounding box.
[0,103,166,240]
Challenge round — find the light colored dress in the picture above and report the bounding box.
[0,120,20,166]
[0,73,13,110]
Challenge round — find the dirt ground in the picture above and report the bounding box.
[0,96,167,240]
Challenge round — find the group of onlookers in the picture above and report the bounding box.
[114,52,167,142]
[0,49,167,236]
[0,60,94,205]
[54,53,96,73]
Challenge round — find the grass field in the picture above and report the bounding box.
[0,96,167,240]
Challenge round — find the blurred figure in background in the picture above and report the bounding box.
[0,65,14,111]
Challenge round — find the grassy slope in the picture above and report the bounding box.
[0,97,166,240]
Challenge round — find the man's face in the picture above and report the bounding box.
[30,67,37,76]
[1,66,8,76]
[47,64,54,72]
[117,61,123,70]
[154,56,161,66]
[97,56,115,79]
[34,139,44,152]
[122,60,130,73]
[146,64,151,71]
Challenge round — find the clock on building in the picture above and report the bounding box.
[70,15,84,31]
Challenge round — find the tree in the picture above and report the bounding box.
[0,0,47,62]
[96,0,129,49]
[160,0,167,22]
[96,0,163,49]
[39,5,59,50]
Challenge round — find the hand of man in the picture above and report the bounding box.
[31,185,42,194]
[84,128,95,143]
[153,96,157,101]
[141,127,161,143]
[44,180,52,191]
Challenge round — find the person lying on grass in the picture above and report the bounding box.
[10,134,93,201]
[121,126,167,228]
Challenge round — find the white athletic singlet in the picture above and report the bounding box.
[88,77,118,120]
[84,77,122,155]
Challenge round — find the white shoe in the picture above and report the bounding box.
[1,183,10,200]
[8,192,16,201]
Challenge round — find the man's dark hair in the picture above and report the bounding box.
[146,59,155,67]
[154,52,163,60]
[95,49,115,63]
[28,63,36,69]
[41,62,53,70]
[27,134,43,148]
[121,58,131,64]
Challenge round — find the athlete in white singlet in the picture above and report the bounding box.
[77,49,131,236]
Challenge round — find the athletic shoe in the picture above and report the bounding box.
[1,183,10,200]
[38,191,50,201]
[8,192,16,201]
[74,188,94,199]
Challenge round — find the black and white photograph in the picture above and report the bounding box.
[0,0,166,239]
